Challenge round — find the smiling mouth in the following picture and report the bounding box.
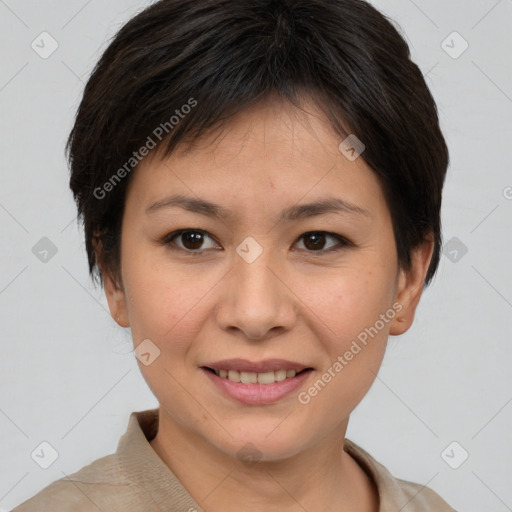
[203,367,312,385]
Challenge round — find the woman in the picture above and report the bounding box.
[14,0,456,510]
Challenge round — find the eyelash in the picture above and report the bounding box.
[161,229,353,255]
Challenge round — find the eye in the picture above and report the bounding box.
[163,229,352,254]
[294,231,352,253]
[163,229,220,252]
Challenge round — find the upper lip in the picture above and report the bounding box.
[202,359,311,373]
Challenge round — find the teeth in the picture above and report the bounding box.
[240,371,258,384]
[214,368,301,384]
[275,369,287,381]
[257,371,276,385]
[228,370,240,382]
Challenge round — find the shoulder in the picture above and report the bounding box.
[391,476,458,511]
[11,453,154,512]
[344,439,458,512]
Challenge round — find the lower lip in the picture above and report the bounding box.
[201,368,313,405]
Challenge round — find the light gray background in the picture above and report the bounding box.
[1,1,511,510]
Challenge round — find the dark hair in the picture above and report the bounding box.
[67,0,448,287]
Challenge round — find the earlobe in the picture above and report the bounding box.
[389,237,434,336]
[93,234,130,327]
[103,270,130,328]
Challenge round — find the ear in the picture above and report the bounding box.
[92,234,130,328]
[389,235,434,336]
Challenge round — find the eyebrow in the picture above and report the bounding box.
[146,194,370,222]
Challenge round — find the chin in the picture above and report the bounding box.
[206,422,312,463]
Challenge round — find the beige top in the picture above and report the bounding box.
[13,408,457,512]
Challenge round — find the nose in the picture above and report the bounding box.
[215,246,297,341]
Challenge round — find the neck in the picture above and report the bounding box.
[149,408,379,512]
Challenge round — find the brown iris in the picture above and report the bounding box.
[302,232,327,251]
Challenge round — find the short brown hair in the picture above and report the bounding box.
[67,0,449,286]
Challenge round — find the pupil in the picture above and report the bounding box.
[184,231,203,250]
[305,233,325,250]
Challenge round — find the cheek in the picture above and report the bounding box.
[300,272,393,408]
[302,267,396,343]
[122,259,216,349]
[297,276,393,423]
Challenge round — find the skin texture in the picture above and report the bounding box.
[98,98,433,512]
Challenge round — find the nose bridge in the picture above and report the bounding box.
[216,239,295,339]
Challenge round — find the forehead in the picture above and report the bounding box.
[174,98,343,167]
[126,98,387,220]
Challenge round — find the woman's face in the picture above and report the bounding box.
[103,99,431,461]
